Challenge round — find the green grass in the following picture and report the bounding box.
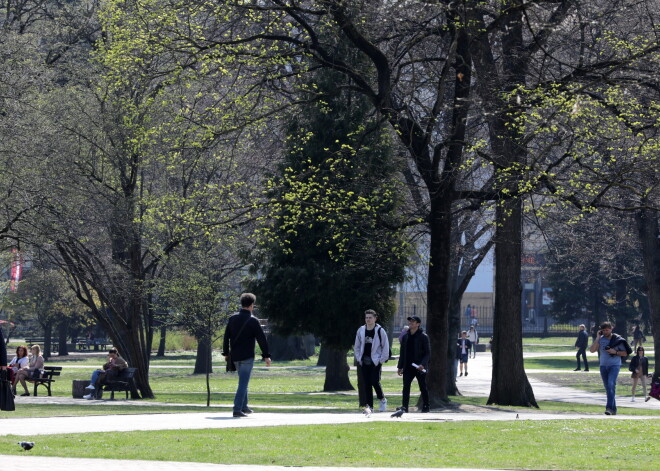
[2,420,658,470]
[525,355,655,371]
[451,395,660,416]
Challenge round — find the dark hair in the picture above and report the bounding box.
[108,348,118,355]
[240,292,256,308]
[600,321,613,330]
[16,345,28,357]
[637,346,645,354]
[364,309,378,318]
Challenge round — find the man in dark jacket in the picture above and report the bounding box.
[574,324,589,371]
[396,316,431,413]
[222,293,271,417]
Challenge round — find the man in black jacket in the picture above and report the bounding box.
[396,316,431,413]
[222,293,271,417]
[574,324,589,371]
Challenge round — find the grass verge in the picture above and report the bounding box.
[1,420,658,470]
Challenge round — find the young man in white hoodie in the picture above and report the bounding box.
[354,309,390,413]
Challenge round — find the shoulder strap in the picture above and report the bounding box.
[232,316,251,342]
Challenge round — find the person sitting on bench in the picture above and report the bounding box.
[83,348,128,400]
[15,345,45,396]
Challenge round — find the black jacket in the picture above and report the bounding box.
[397,328,431,369]
[456,338,472,356]
[222,309,271,362]
[629,356,649,376]
[575,330,589,349]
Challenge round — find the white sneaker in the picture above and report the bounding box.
[379,398,387,412]
[363,406,372,417]
[83,394,94,400]
[85,385,95,390]
[630,397,636,402]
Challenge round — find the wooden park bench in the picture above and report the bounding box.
[98,367,137,400]
[27,366,62,396]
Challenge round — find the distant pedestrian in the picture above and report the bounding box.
[456,331,471,377]
[354,309,390,413]
[629,346,650,402]
[398,325,409,343]
[632,325,646,351]
[222,293,271,418]
[467,326,478,358]
[589,321,632,415]
[574,324,589,372]
[464,304,472,327]
[396,316,430,413]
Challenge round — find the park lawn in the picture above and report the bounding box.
[524,354,655,371]
[1,420,658,470]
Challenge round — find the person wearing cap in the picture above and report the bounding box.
[354,309,390,413]
[396,316,430,413]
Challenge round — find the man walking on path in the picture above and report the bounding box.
[574,324,589,372]
[589,321,632,415]
[467,325,478,359]
[222,293,271,417]
[354,309,390,413]
[397,316,430,413]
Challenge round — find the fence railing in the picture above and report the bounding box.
[396,306,589,337]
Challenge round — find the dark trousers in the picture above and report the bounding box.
[402,365,429,411]
[359,363,384,408]
[576,348,588,370]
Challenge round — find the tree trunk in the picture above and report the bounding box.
[194,335,213,374]
[42,322,53,360]
[488,198,538,407]
[425,198,452,406]
[57,319,69,356]
[157,324,167,357]
[446,296,461,396]
[636,207,660,376]
[317,343,328,366]
[323,346,353,391]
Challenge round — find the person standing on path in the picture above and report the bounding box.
[456,331,471,377]
[589,321,632,415]
[397,316,430,413]
[629,346,650,402]
[467,325,478,359]
[222,293,271,418]
[574,324,589,372]
[354,309,390,413]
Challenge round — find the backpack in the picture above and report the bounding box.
[377,327,392,362]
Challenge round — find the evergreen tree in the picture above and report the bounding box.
[252,64,410,391]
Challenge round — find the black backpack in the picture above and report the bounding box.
[377,327,393,362]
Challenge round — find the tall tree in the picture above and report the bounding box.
[253,60,410,391]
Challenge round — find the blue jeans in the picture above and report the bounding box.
[233,358,254,413]
[90,369,103,387]
[600,364,620,412]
